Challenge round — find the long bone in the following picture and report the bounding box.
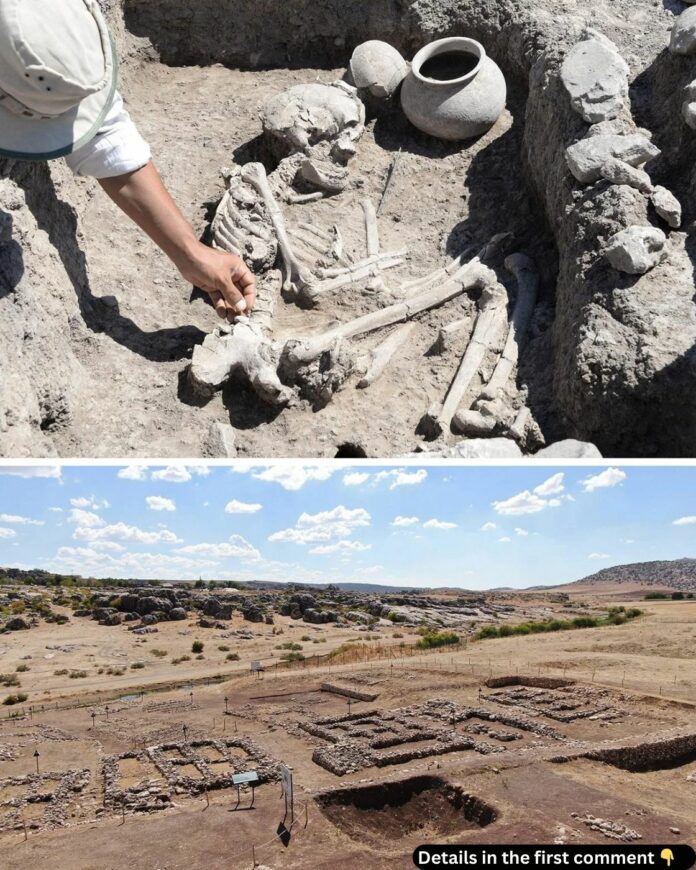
[241,162,315,298]
[422,281,510,437]
[479,254,539,401]
[284,256,497,368]
[357,322,417,389]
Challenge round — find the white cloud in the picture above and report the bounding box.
[514,528,529,536]
[534,473,565,497]
[70,496,109,510]
[309,540,372,555]
[48,507,63,513]
[68,509,105,528]
[582,468,626,493]
[151,466,192,483]
[392,516,420,527]
[270,505,371,545]
[177,535,260,561]
[52,547,219,579]
[343,472,370,486]
[118,466,148,481]
[225,499,263,514]
[493,491,562,516]
[673,516,696,526]
[89,541,126,552]
[423,519,458,530]
[0,466,61,479]
[0,514,44,526]
[146,496,176,512]
[74,522,182,545]
[0,528,17,539]
[234,465,336,491]
[374,469,428,490]
[498,536,512,543]
[588,552,611,560]
[481,522,497,532]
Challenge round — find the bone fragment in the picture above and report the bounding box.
[357,322,417,388]
[435,318,471,354]
[306,249,407,301]
[480,254,539,401]
[362,199,380,257]
[509,406,532,443]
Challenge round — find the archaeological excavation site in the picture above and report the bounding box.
[3,0,696,458]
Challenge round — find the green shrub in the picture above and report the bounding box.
[218,645,230,652]
[53,669,68,676]
[15,664,30,673]
[69,670,87,679]
[149,649,168,658]
[0,673,20,687]
[477,626,500,639]
[226,653,240,662]
[416,631,460,649]
[281,652,305,662]
[3,693,27,705]
[130,662,145,670]
[191,641,204,654]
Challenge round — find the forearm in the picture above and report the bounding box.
[98,161,198,271]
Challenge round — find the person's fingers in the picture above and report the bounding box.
[230,259,257,312]
[214,270,247,316]
[208,289,228,320]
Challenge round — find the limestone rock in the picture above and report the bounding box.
[651,186,682,229]
[561,33,629,123]
[600,157,653,194]
[350,40,409,98]
[535,440,602,458]
[670,7,696,56]
[605,226,666,275]
[416,438,524,459]
[566,132,659,184]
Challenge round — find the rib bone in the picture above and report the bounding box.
[362,199,380,257]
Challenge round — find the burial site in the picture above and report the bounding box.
[3,0,696,458]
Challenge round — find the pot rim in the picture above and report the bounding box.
[411,37,486,87]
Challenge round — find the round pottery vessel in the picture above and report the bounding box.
[401,37,506,140]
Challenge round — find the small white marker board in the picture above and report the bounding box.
[232,771,259,786]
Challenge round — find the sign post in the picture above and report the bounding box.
[231,771,259,811]
[250,661,263,680]
[280,764,294,824]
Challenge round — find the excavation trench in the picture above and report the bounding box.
[315,775,497,845]
[1,0,694,457]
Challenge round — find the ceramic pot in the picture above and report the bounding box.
[400,37,506,140]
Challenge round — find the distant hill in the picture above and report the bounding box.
[563,558,696,594]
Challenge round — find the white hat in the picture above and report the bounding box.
[0,0,117,160]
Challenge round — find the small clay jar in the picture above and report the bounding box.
[401,37,506,140]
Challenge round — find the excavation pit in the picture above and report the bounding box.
[315,775,497,846]
[3,0,694,457]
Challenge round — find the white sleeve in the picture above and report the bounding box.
[64,92,151,179]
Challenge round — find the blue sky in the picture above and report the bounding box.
[0,464,693,589]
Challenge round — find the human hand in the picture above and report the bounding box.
[177,243,256,322]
